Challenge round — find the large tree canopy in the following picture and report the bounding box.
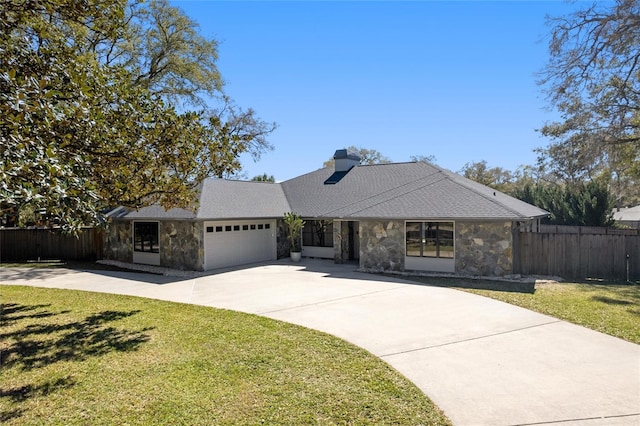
[118,0,223,106]
[538,0,640,205]
[0,0,275,231]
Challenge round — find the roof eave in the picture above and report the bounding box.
[304,214,549,222]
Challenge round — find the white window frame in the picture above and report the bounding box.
[132,221,161,266]
[404,221,455,273]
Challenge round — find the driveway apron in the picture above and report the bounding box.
[2,259,639,426]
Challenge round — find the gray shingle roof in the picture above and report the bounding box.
[613,205,640,221]
[196,179,290,219]
[118,178,289,220]
[281,162,548,220]
[122,205,195,220]
[118,162,548,221]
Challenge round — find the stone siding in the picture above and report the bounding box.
[276,219,289,259]
[455,221,513,276]
[103,220,132,262]
[359,220,404,272]
[159,221,204,271]
[103,220,204,270]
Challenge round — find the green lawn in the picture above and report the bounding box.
[0,285,451,425]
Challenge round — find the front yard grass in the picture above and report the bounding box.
[0,285,451,425]
[407,276,640,345]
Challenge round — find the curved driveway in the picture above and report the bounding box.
[2,259,639,426]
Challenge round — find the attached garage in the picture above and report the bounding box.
[203,219,277,270]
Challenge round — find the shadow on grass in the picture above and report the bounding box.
[591,296,635,306]
[1,304,152,370]
[0,409,23,423]
[581,284,640,317]
[0,303,60,324]
[0,377,76,423]
[396,275,536,294]
[0,377,76,402]
[0,302,153,421]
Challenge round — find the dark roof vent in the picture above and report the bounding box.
[324,170,349,185]
[324,149,361,185]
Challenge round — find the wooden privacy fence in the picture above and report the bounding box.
[514,225,640,281]
[0,227,104,262]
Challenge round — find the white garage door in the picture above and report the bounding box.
[204,220,277,271]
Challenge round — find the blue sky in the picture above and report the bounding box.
[173,0,582,181]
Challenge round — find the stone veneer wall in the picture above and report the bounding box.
[276,219,289,259]
[103,220,132,262]
[104,220,204,270]
[359,220,405,272]
[159,221,204,271]
[455,221,513,276]
[103,218,514,276]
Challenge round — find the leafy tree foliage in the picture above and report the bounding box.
[114,0,223,107]
[409,154,437,164]
[0,0,275,231]
[459,160,613,226]
[538,0,640,206]
[111,0,276,163]
[251,173,275,182]
[459,161,516,194]
[514,181,614,227]
[322,146,391,168]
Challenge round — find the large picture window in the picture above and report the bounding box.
[302,220,333,247]
[406,222,454,258]
[134,222,159,253]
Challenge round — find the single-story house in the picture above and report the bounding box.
[104,149,548,276]
[612,206,640,229]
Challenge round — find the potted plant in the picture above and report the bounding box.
[283,212,305,262]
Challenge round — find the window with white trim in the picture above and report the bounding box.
[134,222,159,253]
[406,222,454,258]
[302,220,333,247]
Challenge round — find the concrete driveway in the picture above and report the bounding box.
[1,259,639,426]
